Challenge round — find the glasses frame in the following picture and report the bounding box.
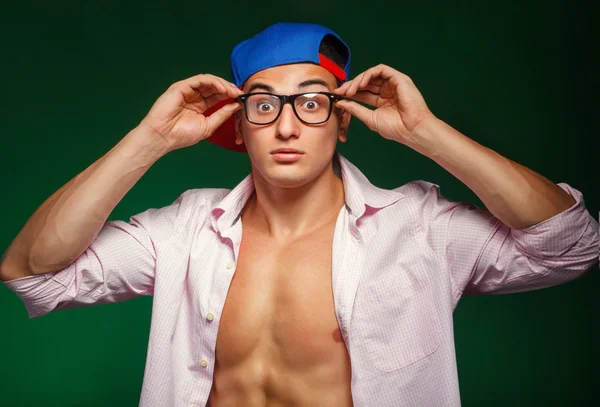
[236,91,348,125]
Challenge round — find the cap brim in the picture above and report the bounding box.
[204,98,247,153]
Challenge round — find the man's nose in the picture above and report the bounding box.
[275,103,301,140]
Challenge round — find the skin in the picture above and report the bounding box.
[1,51,576,405]
[205,63,577,406]
[207,64,355,407]
[333,64,576,229]
[234,64,351,239]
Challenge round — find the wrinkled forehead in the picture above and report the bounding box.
[242,63,339,93]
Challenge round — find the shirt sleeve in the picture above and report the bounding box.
[2,190,190,319]
[419,181,599,301]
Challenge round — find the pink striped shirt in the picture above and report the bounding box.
[4,152,599,407]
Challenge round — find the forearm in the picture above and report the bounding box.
[0,126,170,280]
[408,117,576,230]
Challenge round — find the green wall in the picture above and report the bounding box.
[1,1,598,406]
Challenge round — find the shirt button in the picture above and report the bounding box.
[207,313,215,321]
[200,359,208,367]
[226,261,235,270]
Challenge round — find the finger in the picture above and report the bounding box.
[185,74,240,99]
[183,73,221,88]
[207,78,242,99]
[203,93,235,110]
[369,64,397,81]
[368,76,385,86]
[354,65,400,94]
[335,99,376,131]
[176,79,225,103]
[231,83,244,96]
[349,68,383,97]
[347,72,365,97]
[181,84,221,106]
[359,71,373,89]
[334,80,352,95]
[348,71,375,97]
[347,90,381,107]
[216,77,244,98]
[337,65,394,89]
[205,101,242,135]
[364,82,382,94]
[186,77,241,103]
[190,77,227,97]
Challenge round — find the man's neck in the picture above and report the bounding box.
[242,161,345,243]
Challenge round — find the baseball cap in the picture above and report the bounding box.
[205,22,351,153]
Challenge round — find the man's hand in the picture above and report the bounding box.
[139,74,243,153]
[333,64,435,146]
[335,65,579,231]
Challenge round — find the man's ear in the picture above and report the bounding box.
[234,111,244,145]
[337,108,351,143]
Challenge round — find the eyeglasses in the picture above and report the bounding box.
[236,92,347,125]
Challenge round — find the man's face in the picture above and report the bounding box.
[236,63,350,189]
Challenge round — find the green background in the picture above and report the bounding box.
[1,0,598,406]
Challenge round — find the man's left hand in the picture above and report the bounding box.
[333,64,435,145]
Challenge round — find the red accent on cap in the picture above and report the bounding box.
[318,53,347,81]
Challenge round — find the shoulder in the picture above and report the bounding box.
[176,187,232,206]
[168,187,233,217]
[392,180,448,211]
[393,180,441,198]
[389,180,476,222]
[139,187,232,233]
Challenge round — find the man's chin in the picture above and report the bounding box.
[264,172,311,189]
[250,156,330,189]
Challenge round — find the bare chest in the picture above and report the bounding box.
[214,224,347,370]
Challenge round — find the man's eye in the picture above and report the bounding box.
[258,103,274,112]
[301,100,320,110]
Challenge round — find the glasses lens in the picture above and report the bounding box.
[246,94,281,124]
[294,93,331,124]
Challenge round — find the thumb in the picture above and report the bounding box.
[205,102,241,135]
[336,100,376,131]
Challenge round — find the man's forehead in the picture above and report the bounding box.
[243,63,338,91]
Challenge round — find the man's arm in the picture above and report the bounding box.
[0,128,167,281]
[335,64,597,298]
[0,73,243,282]
[408,116,576,230]
[334,64,578,229]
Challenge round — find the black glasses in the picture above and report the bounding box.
[236,92,347,125]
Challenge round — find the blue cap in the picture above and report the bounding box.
[231,22,351,88]
[207,22,351,152]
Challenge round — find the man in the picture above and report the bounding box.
[0,22,598,407]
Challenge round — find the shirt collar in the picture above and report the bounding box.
[211,151,406,233]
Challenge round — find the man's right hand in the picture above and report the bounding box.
[0,74,245,282]
[138,74,243,153]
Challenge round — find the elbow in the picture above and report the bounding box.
[0,258,34,282]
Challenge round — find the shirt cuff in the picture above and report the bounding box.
[510,183,596,260]
[3,271,68,319]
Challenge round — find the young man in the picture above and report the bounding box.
[0,22,598,407]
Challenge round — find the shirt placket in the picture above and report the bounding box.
[332,208,365,344]
[198,219,243,384]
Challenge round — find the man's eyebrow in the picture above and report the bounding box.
[247,82,275,93]
[298,79,330,89]
[246,78,331,94]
